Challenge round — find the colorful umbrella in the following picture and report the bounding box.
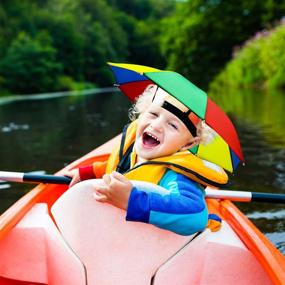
[108,62,244,173]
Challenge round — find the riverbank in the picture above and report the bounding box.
[210,21,285,93]
[0,87,117,106]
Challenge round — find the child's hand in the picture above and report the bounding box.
[93,171,133,210]
[61,169,81,187]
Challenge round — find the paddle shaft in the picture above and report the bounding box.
[205,188,285,204]
[0,171,71,185]
[1,171,284,204]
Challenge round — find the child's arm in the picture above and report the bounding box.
[126,170,208,236]
[92,170,208,236]
[63,161,107,187]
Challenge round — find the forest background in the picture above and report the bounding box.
[0,0,285,95]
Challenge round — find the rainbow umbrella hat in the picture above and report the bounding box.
[108,62,244,173]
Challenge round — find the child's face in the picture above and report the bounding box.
[135,104,195,161]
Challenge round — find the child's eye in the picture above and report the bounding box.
[169,122,178,130]
[149,112,158,117]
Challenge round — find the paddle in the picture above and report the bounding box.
[0,171,71,185]
[0,171,284,204]
[205,188,285,204]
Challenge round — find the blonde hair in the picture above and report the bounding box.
[128,84,156,121]
[128,84,217,146]
[196,121,217,145]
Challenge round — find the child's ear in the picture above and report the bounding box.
[180,137,200,151]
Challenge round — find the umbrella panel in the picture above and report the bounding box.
[119,81,153,102]
[205,98,244,161]
[145,71,208,119]
[193,135,234,173]
[110,65,148,85]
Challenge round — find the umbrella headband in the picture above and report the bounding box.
[151,86,199,137]
[161,101,197,137]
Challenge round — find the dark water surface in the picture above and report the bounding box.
[0,89,284,254]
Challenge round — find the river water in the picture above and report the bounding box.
[0,88,284,254]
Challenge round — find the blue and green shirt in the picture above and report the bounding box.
[126,169,208,236]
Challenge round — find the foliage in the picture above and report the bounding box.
[0,31,62,93]
[0,0,284,94]
[0,0,175,95]
[210,23,285,91]
[160,0,285,89]
[56,76,96,91]
[260,24,285,89]
[105,0,175,20]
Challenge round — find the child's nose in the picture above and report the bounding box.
[150,118,163,131]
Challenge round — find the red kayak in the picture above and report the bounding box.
[0,135,284,285]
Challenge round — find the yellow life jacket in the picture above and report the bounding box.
[106,120,228,188]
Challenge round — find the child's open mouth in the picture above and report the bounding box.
[142,132,160,148]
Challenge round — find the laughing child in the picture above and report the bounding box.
[64,84,228,235]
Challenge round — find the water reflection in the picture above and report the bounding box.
[211,88,285,254]
[232,121,285,193]
[1,122,30,132]
[0,91,131,212]
[210,88,285,147]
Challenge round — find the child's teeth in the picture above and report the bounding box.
[148,133,158,141]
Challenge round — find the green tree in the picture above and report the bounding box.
[34,11,85,81]
[106,0,153,20]
[128,20,166,68]
[77,0,128,60]
[0,0,176,93]
[114,0,175,69]
[74,0,128,85]
[0,31,62,94]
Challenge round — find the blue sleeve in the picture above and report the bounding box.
[126,170,208,235]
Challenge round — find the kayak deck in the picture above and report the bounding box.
[0,196,273,285]
[0,136,284,284]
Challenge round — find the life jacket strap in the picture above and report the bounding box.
[118,123,130,161]
[117,123,134,174]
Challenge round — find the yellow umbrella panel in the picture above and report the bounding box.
[191,135,234,173]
